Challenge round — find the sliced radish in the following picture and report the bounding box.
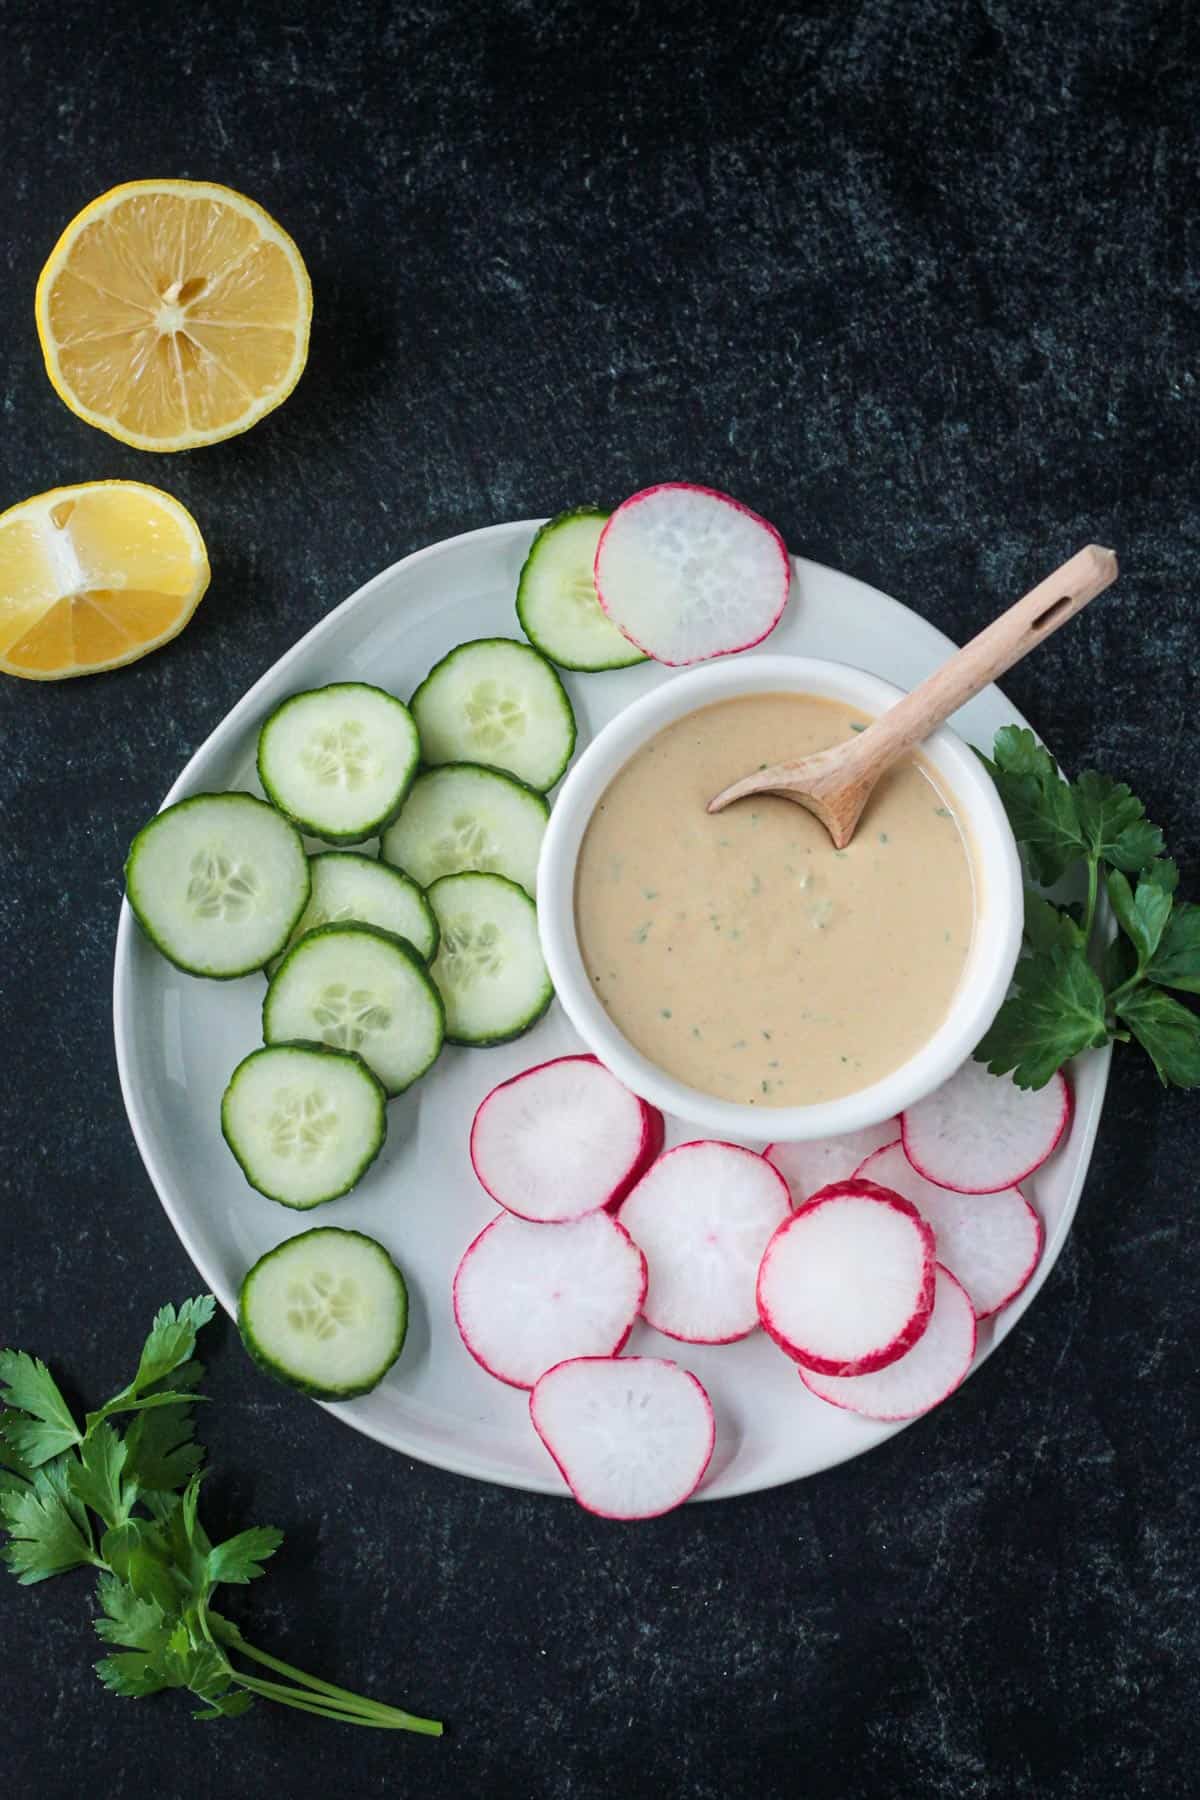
[619,1141,790,1343]
[856,1141,1043,1319]
[756,1178,935,1376]
[593,482,791,666]
[452,1211,646,1389]
[593,1061,665,1211]
[530,1356,715,1518]
[902,1060,1071,1194]
[799,1265,976,1421]
[470,1054,653,1223]
[765,1119,900,1210]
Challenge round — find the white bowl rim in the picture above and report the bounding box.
[537,652,1023,1141]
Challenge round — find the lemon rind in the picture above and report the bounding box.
[0,479,210,680]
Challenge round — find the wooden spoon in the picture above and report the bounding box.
[707,544,1118,845]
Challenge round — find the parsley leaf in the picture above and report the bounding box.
[89,1298,216,1429]
[975,946,1108,1089]
[122,1360,206,1493]
[95,1650,170,1698]
[1145,856,1180,895]
[69,1423,135,1530]
[0,1442,33,1499]
[1144,899,1200,995]
[193,1688,256,1721]
[1114,987,1200,1086]
[1103,930,1137,991]
[94,1573,170,1652]
[160,1636,234,1699]
[1106,867,1174,969]
[0,1457,96,1585]
[206,1526,284,1588]
[0,1414,79,1471]
[3,1294,443,1735]
[101,1517,186,1615]
[148,1479,212,1597]
[1073,771,1165,872]
[980,727,1200,1090]
[1023,890,1085,954]
[0,1351,82,1466]
[132,1299,217,1394]
[984,728,1082,886]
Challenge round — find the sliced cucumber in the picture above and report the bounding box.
[380,763,548,898]
[126,792,310,979]
[257,682,420,844]
[267,851,438,976]
[263,922,444,1096]
[516,508,647,671]
[221,1043,387,1210]
[410,637,576,792]
[238,1226,408,1399]
[427,871,552,1046]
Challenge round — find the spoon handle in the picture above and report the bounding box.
[849,544,1118,775]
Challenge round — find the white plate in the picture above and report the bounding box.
[113,521,1110,1500]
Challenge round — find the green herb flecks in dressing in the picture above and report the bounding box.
[575,692,975,1107]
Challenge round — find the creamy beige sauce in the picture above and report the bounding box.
[575,693,976,1107]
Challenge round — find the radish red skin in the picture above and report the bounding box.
[452,1213,647,1390]
[606,1102,665,1209]
[900,1067,1072,1194]
[764,1119,900,1210]
[797,1264,977,1422]
[572,1054,666,1211]
[854,1140,1045,1319]
[469,1053,653,1222]
[756,1178,937,1377]
[593,482,792,666]
[529,1356,716,1519]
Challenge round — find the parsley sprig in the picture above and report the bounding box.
[975,727,1200,1090]
[0,1298,441,1733]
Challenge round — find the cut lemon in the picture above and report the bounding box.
[0,481,209,680]
[36,179,311,452]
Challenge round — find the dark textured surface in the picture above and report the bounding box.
[2,2,1198,1795]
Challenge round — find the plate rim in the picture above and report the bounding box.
[112,520,1111,1499]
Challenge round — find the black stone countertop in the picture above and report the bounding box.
[1,3,1197,1796]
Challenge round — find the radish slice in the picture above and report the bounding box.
[902,1060,1071,1194]
[589,1058,665,1210]
[799,1266,976,1421]
[756,1178,935,1376]
[453,1212,646,1389]
[765,1119,899,1210]
[619,1141,791,1344]
[856,1141,1043,1319]
[470,1055,653,1222]
[593,482,791,666]
[530,1356,715,1518]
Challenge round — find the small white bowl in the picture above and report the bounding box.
[537,654,1023,1143]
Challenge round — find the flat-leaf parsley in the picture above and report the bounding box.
[0,1298,441,1733]
[976,727,1200,1089]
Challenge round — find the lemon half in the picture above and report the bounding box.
[36,179,311,452]
[0,481,209,679]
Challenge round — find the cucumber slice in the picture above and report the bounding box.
[221,1043,387,1210]
[427,871,552,1046]
[257,682,420,844]
[410,637,576,792]
[267,851,438,976]
[380,763,548,898]
[263,922,444,1096]
[126,792,310,979]
[239,1226,408,1399]
[516,508,647,671]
